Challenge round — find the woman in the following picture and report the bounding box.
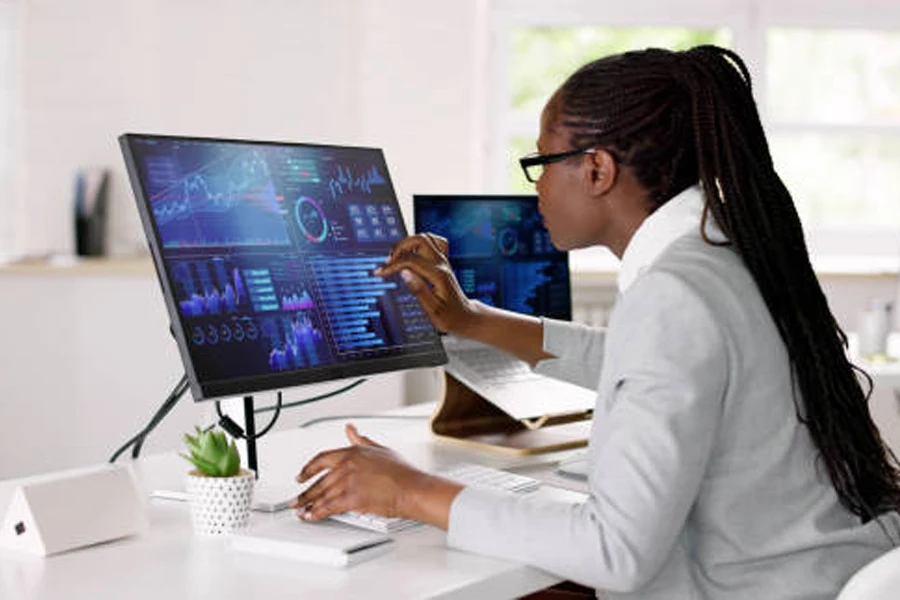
[292,45,900,598]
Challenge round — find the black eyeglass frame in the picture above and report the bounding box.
[518,148,597,183]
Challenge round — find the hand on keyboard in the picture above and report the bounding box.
[294,424,542,534]
[328,463,540,533]
[294,424,433,524]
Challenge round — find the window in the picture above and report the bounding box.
[0,0,19,259]
[490,0,900,266]
[766,29,900,250]
[508,27,732,193]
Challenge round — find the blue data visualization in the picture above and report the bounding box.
[145,149,291,248]
[122,135,445,394]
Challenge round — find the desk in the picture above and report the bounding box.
[0,403,589,600]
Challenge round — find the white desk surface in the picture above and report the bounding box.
[0,402,589,600]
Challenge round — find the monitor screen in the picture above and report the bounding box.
[413,195,572,320]
[120,134,446,401]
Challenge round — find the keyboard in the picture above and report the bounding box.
[329,463,541,534]
[453,347,540,385]
[439,463,541,494]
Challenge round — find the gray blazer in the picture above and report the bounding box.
[447,231,898,599]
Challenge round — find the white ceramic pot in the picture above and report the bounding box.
[185,469,255,535]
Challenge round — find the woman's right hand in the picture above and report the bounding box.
[374,233,479,336]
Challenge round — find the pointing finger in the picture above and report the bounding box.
[381,233,449,266]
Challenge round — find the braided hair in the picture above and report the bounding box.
[552,45,900,522]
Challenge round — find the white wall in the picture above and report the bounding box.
[15,0,487,257]
[0,0,485,479]
[3,0,898,479]
[18,0,363,256]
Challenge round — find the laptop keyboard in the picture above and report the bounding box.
[453,347,539,385]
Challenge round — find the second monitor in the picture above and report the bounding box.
[413,194,593,451]
[412,194,572,320]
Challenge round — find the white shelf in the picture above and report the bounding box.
[0,255,154,277]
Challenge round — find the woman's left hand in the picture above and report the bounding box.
[291,424,463,529]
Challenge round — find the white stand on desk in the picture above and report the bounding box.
[0,464,147,556]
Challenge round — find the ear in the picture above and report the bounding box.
[585,148,618,196]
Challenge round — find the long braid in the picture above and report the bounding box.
[557,45,900,521]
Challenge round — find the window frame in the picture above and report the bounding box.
[0,0,22,260]
[488,0,900,269]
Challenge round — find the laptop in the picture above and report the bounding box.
[413,195,596,421]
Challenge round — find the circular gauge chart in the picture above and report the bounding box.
[497,227,519,256]
[191,325,205,346]
[294,196,328,243]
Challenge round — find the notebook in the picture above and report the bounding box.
[413,195,596,421]
[230,515,395,567]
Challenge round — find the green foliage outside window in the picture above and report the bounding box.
[512,27,731,113]
[508,27,731,192]
[507,26,900,231]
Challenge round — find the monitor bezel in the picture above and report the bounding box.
[120,133,447,401]
[412,193,573,322]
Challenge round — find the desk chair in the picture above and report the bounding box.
[837,546,900,600]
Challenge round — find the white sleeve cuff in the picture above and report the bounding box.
[532,319,606,390]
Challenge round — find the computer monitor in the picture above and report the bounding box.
[120,134,447,402]
[413,195,572,320]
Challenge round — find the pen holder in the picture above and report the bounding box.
[72,168,110,257]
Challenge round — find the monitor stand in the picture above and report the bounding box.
[240,395,304,512]
[242,396,259,476]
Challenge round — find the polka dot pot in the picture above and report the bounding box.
[185,469,255,536]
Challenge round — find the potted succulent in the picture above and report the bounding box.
[182,426,255,535]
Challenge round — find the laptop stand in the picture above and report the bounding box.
[430,372,592,455]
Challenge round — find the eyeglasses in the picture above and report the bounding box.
[518,148,597,183]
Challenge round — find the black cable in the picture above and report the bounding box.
[109,374,189,463]
[110,377,186,463]
[298,414,428,429]
[131,376,189,458]
[133,378,189,456]
[213,378,368,440]
[214,390,283,441]
[110,376,369,463]
[254,391,282,437]
[132,377,190,458]
[255,378,368,414]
